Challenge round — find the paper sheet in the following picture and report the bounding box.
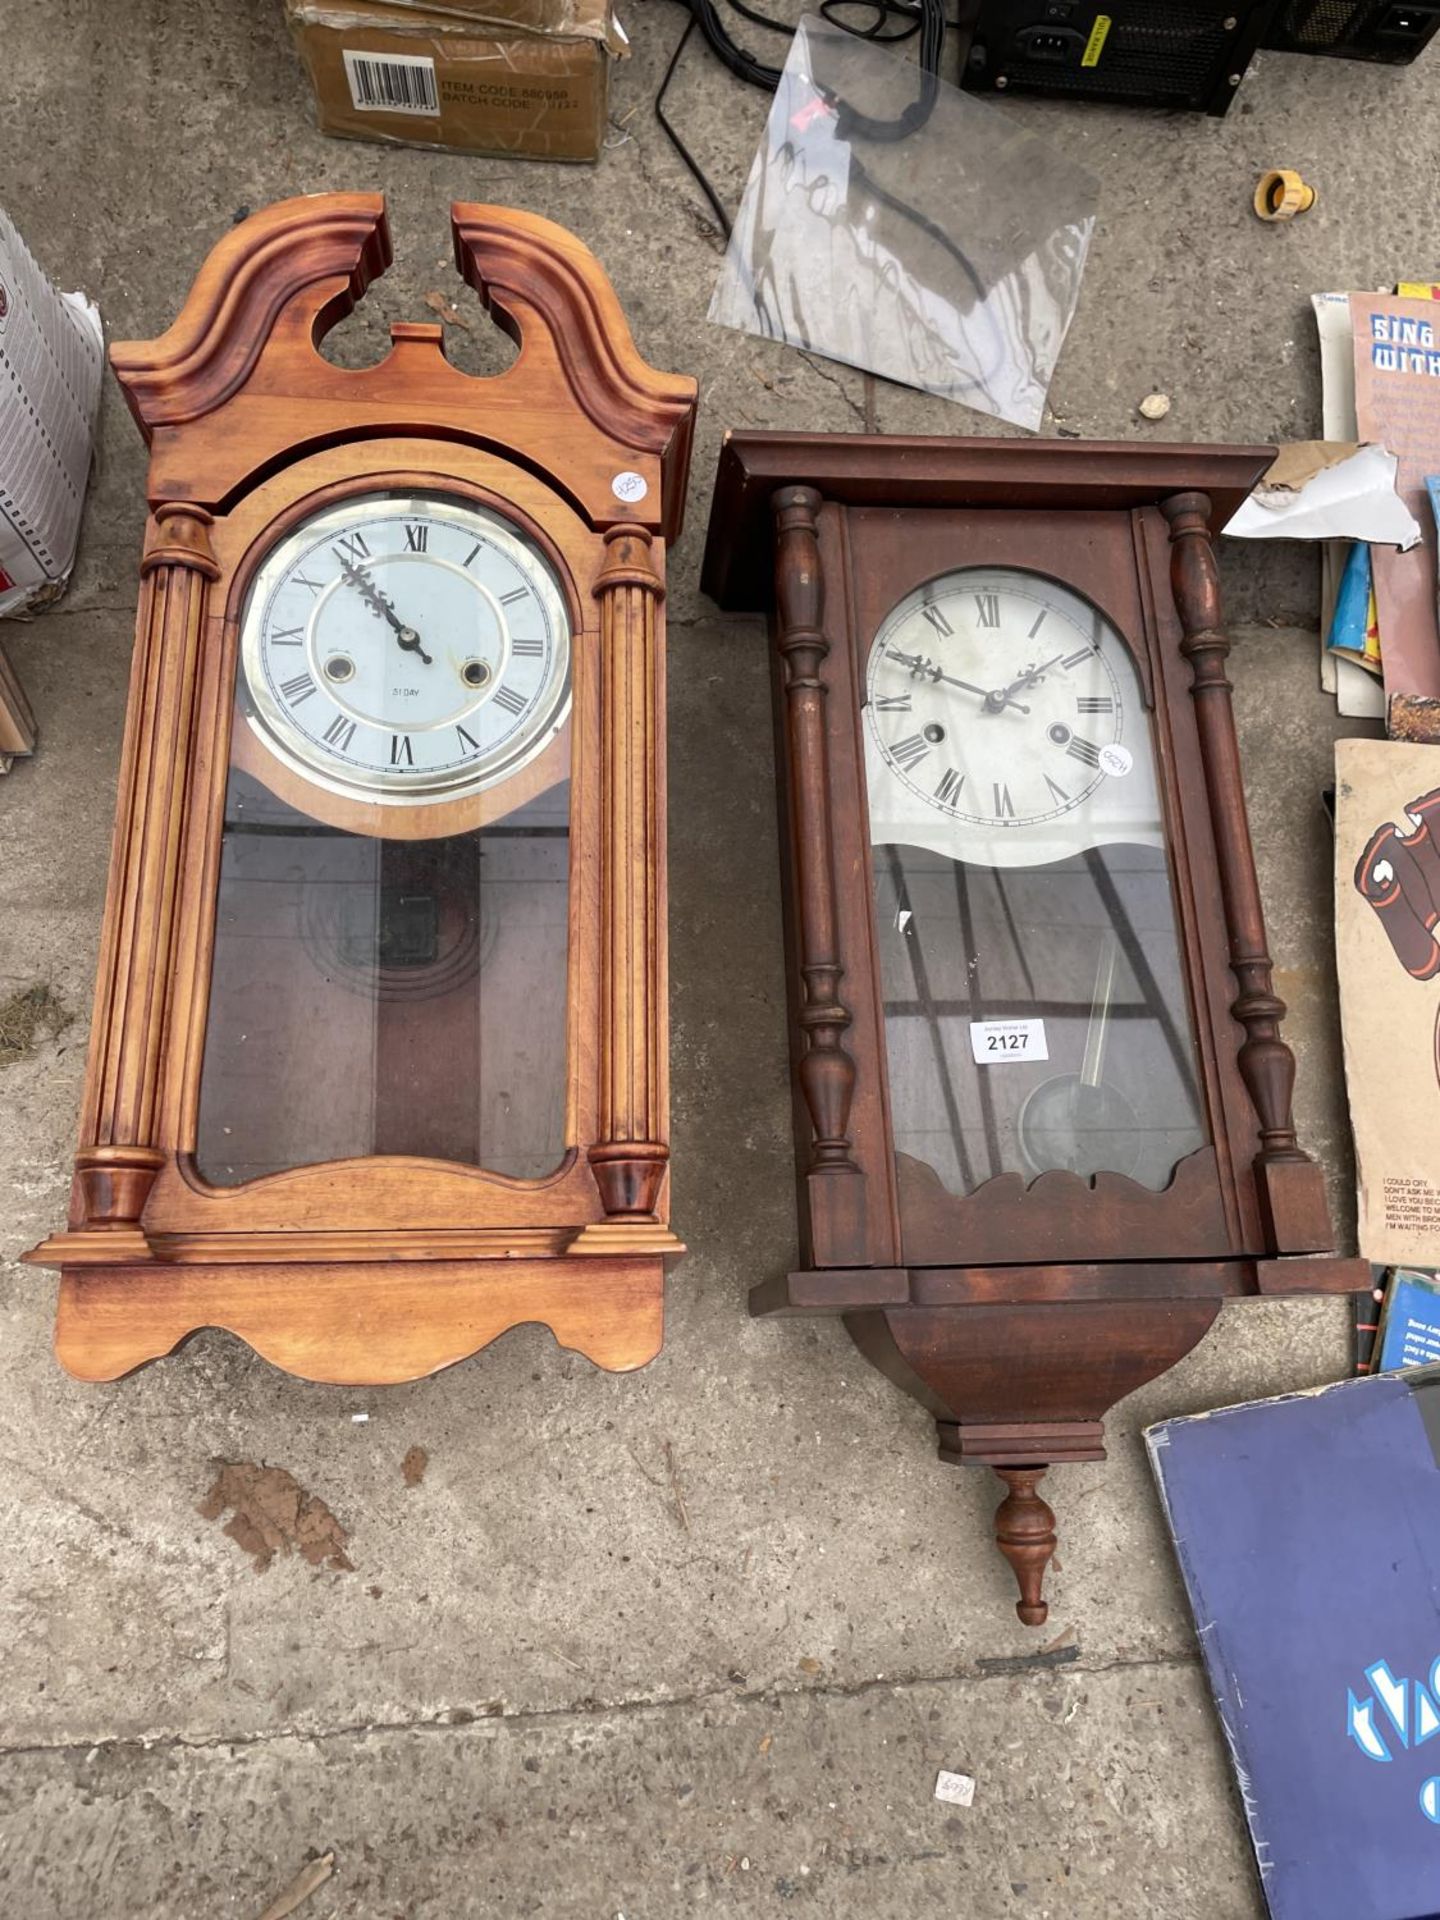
[1225,442,1420,548]
[1313,293,1386,719]
[1352,294,1440,701]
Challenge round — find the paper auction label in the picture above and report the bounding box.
[969,1018,1048,1065]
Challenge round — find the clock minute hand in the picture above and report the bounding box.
[885,649,1027,713]
[339,556,398,626]
[340,557,433,666]
[394,627,433,666]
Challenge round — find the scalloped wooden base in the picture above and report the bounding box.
[53,1258,665,1385]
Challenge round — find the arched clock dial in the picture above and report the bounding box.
[860,562,1200,1200]
[863,568,1163,868]
[240,491,571,804]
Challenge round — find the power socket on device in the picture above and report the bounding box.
[956,0,1280,114]
[1014,23,1087,54]
[1264,0,1440,60]
[957,0,1440,107]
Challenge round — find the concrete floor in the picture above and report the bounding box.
[0,0,1410,1912]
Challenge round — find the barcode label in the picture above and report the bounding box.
[342,50,439,116]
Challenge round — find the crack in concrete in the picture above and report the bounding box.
[796,350,867,427]
[0,1648,1198,1765]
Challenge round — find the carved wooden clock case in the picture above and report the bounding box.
[25,194,697,1386]
[703,432,1366,1625]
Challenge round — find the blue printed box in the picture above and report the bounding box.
[1148,1370,1440,1920]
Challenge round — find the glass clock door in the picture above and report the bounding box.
[864,566,1206,1195]
[194,488,573,1186]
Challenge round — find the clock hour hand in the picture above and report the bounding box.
[340,558,433,666]
[885,648,1029,715]
[987,651,1067,710]
[394,627,434,666]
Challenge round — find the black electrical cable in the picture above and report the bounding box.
[675,0,788,89]
[656,0,951,236]
[667,0,949,106]
[818,0,935,43]
[655,18,736,238]
[722,0,801,36]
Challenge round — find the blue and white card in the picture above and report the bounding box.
[1148,1370,1440,1920]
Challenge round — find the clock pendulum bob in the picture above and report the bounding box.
[704,438,1370,1626]
[1017,934,1147,1184]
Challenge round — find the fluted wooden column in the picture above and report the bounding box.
[1162,492,1329,1251]
[74,502,219,1231]
[584,524,670,1225]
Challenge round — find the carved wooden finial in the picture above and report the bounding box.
[992,1467,1057,1627]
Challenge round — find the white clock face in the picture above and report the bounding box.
[239,491,571,804]
[863,567,1163,868]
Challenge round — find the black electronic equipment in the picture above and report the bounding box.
[955,0,1280,113]
[1264,0,1440,60]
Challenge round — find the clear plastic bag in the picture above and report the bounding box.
[708,18,1098,431]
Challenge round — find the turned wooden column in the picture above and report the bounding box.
[772,487,857,1175]
[1161,493,1328,1250]
[74,503,219,1230]
[1162,492,1305,1166]
[587,523,669,1218]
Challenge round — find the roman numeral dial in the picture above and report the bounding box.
[864,567,1147,862]
[241,491,572,804]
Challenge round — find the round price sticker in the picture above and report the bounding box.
[1099,743,1134,778]
[611,470,648,505]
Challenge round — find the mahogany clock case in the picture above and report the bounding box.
[703,431,1367,1625]
[24,194,698,1389]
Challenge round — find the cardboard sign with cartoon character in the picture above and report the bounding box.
[1337,739,1440,1265]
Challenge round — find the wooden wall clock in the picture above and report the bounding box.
[25,194,697,1386]
[703,432,1367,1625]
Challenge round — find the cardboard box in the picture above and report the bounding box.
[285,0,624,163]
